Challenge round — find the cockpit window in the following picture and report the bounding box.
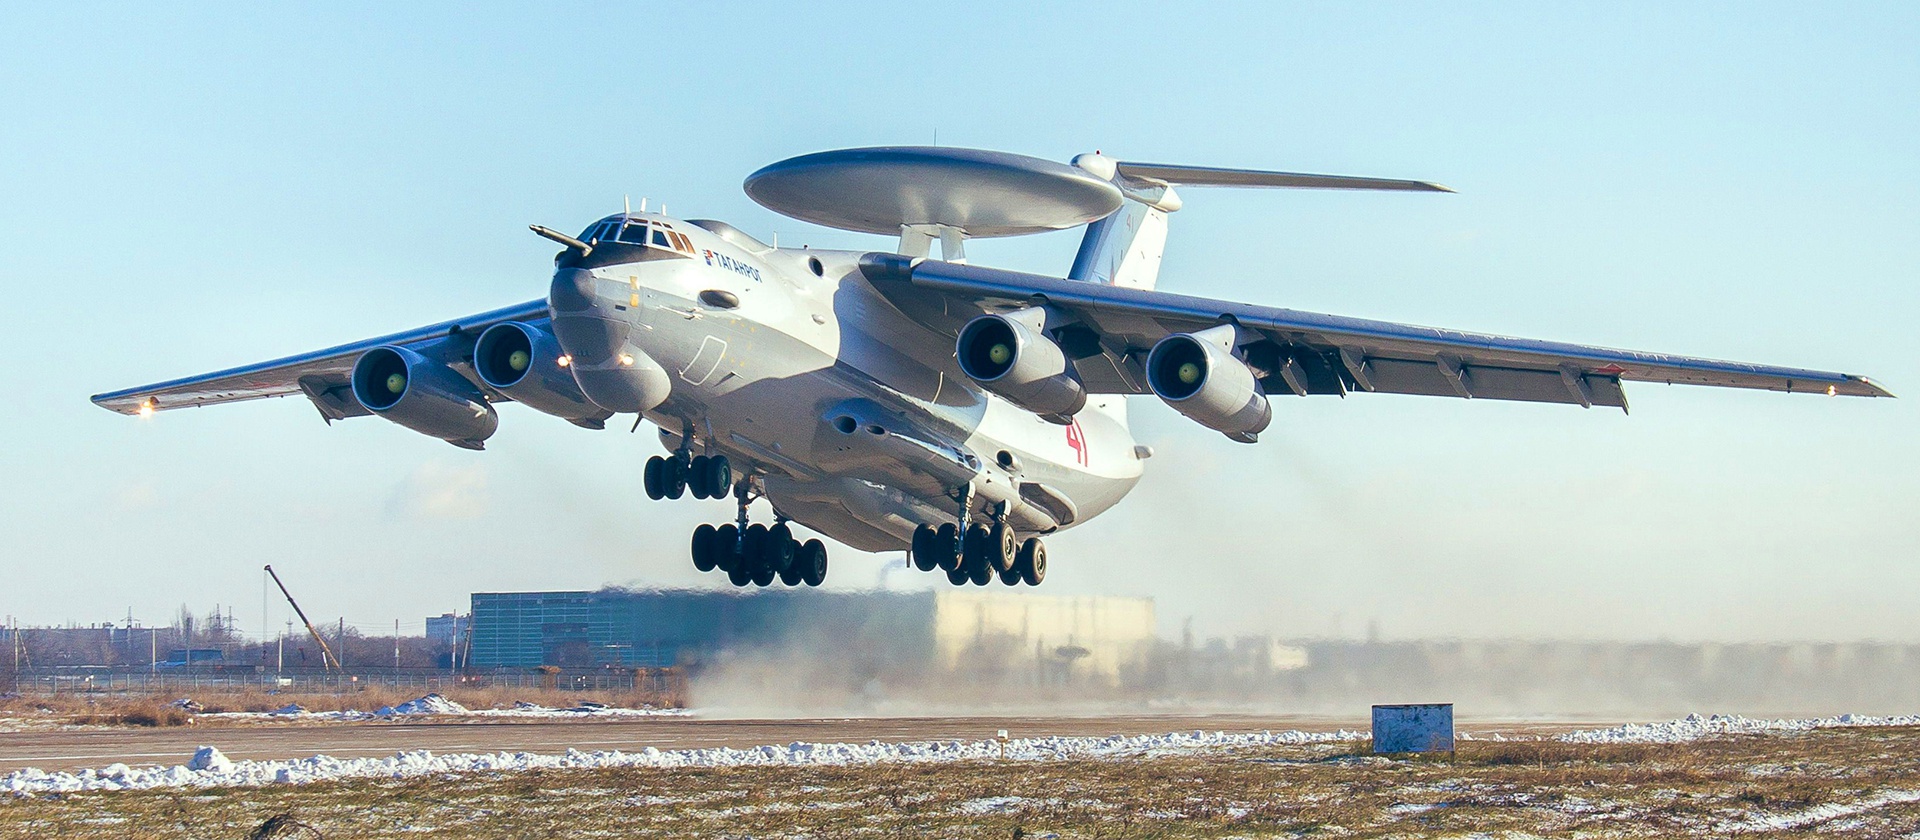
[580,221,616,243]
[617,222,650,245]
[651,229,671,247]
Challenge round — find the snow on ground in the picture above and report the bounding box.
[6,712,1917,797]
[1559,712,1920,744]
[0,729,1362,795]
[196,693,692,723]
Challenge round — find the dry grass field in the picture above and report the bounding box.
[5,725,1919,838]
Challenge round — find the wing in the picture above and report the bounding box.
[91,299,549,418]
[859,255,1891,409]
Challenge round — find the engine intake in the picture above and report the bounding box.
[955,312,1086,422]
[1145,325,1271,442]
[350,345,499,449]
[474,322,611,428]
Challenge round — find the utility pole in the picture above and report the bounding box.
[394,619,401,676]
[278,620,287,674]
[149,627,156,675]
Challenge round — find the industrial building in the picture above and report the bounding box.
[467,588,1157,686]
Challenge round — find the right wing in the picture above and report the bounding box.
[861,255,1891,408]
[91,299,549,419]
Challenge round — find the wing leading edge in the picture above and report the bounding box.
[860,255,1891,409]
[90,299,549,418]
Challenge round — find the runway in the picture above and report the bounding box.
[0,713,1619,774]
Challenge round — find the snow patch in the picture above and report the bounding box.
[374,693,469,717]
[0,728,1360,795]
[1560,713,1920,744]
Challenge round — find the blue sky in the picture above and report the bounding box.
[1,2,1914,641]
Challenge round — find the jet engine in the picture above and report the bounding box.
[1145,325,1271,442]
[955,312,1086,422]
[350,345,499,449]
[473,322,611,428]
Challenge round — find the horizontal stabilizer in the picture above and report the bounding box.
[1115,161,1453,193]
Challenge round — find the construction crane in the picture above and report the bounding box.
[264,564,340,671]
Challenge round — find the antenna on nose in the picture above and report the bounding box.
[624,195,631,215]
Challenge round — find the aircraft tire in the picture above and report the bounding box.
[691,524,718,572]
[664,458,687,500]
[800,539,828,586]
[962,524,991,575]
[689,456,711,498]
[713,524,739,571]
[742,524,769,573]
[911,525,938,571]
[945,567,968,586]
[643,457,664,500]
[707,456,732,500]
[935,524,962,571]
[767,524,796,572]
[751,566,775,586]
[1019,539,1047,586]
[989,523,1017,573]
[969,562,991,586]
[999,567,1021,585]
[727,565,751,586]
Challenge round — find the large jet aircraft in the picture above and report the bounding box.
[94,147,1890,588]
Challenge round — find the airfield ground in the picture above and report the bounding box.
[5,714,1920,838]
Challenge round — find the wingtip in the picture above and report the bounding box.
[1424,182,1457,194]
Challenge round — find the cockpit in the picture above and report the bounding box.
[578,215,699,255]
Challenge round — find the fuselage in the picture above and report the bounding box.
[545,213,1143,552]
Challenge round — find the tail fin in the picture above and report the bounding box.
[1066,152,1452,291]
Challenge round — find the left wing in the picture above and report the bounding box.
[91,299,549,418]
[860,255,1891,408]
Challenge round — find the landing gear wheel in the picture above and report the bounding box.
[778,559,803,586]
[968,562,991,586]
[752,566,775,586]
[688,456,711,498]
[767,524,796,573]
[727,565,751,586]
[935,524,962,571]
[945,568,968,586]
[705,456,732,501]
[691,524,718,572]
[989,523,1017,573]
[962,523,991,576]
[742,524,768,574]
[999,567,1021,586]
[800,539,827,586]
[1017,538,1047,586]
[911,524,938,572]
[644,457,664,500]
[713,524,739,571]
[664,457,687,500]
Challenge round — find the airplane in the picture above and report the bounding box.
[93,146,1892,589]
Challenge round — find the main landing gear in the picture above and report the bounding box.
[686,476,827,588]
[643,451,732,501]
[908,494,1046,587]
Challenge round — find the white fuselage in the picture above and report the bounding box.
[549,213,1143,551]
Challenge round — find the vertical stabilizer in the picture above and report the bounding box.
[1067,153,1181,291]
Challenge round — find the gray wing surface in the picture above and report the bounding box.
[91,299,549,418]
[860,255,1891,408]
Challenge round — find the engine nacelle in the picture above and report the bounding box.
[350,345,499,449]
[474,322,611,428]
[1145,325,1271,442]
[955,312,1086,422]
